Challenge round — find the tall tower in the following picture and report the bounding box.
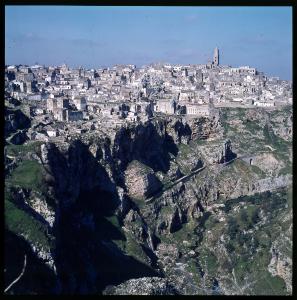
[213,47,219,66]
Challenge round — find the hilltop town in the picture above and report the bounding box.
[4,49,292,295]
[5,48,292,144]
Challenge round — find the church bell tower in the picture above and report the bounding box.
[213,47,219,66]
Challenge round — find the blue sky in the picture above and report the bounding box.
[5,6,292,80]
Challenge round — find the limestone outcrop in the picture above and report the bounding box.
[125,160,162,199]
[103,277,179,295]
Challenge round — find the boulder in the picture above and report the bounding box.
[125,160,162,199]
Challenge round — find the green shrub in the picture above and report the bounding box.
[225,242,235,253]
[227,217,239,240]
[240,209,248,223]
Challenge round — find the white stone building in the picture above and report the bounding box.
[186,104,210,116]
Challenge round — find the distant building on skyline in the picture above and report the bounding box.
[213,47,219,66]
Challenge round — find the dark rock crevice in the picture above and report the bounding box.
[39,139,161,294]
[112,120,179,174]
[5,107,31,139]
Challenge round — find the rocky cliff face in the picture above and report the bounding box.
[5,107,31,142]
[103,277,179,295]
[112,120,174,173]
[40,140,118,208]
[4,106,292,295]
[125,160,162,199]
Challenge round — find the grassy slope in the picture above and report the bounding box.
[5,142,53,251]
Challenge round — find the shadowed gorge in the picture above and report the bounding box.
[4,229,57,294]
[4,106,292,295]
[112,121,179,174]
[47,139,161,293]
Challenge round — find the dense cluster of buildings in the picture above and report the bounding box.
[4,48,292,141]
